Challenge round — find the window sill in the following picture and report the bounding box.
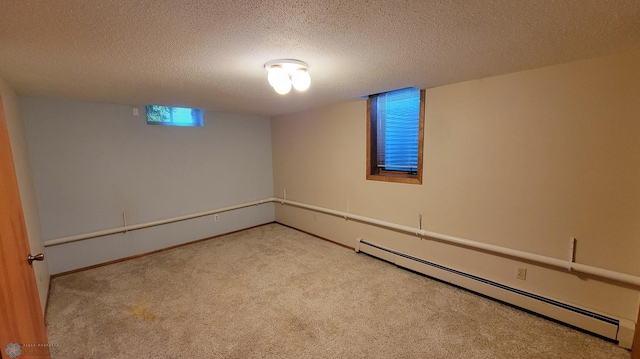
[366,172,422,184]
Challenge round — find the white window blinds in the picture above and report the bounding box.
[373,87,420,172]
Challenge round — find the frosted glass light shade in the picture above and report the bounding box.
[273,80,292,95]
[291,69,311,91]
[267,67,289,88]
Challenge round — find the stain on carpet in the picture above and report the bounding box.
[128,302,157,321]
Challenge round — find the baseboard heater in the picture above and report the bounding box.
[355,238,633,347]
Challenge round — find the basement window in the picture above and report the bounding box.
[367,87,425,184]
[145,105,203,127]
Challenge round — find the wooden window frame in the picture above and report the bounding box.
[366,89,425,184]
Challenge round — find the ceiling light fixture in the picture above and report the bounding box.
[264,59,311,95]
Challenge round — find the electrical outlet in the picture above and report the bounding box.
[214,214,219,222]
[516,267,527,280]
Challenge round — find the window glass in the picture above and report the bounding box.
[146,105,203,127]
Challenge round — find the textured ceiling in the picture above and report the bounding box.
[1,1,639,117]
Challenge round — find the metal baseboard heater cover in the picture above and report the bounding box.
[355,238,634,348]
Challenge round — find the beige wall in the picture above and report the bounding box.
[0,76,49,313]
[271,49,640,323]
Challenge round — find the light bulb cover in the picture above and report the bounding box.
[291,69,311,91]
[267,66,289,88]
[273,80,292,95]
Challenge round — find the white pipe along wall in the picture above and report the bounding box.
[44,196,640,288]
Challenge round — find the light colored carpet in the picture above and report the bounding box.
[45,223,630,358]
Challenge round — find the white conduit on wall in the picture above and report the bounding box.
[44,197,640,287]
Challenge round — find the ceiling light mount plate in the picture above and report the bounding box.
[264,59,308,72]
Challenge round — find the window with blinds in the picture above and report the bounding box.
[367,87,424,184]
